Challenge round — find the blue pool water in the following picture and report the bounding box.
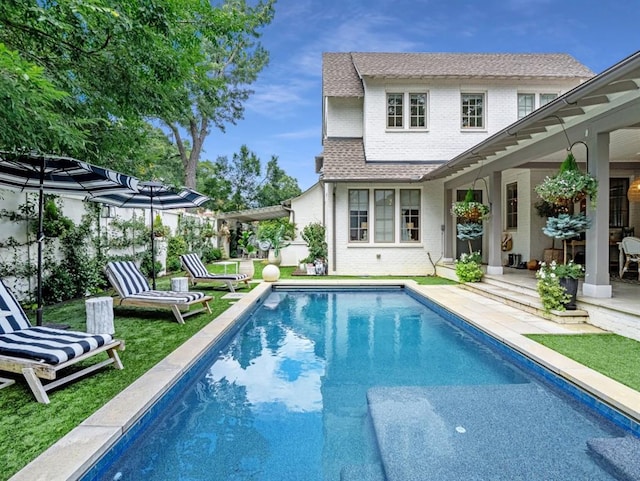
[85,288,637,481]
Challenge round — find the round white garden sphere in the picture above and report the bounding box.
[262,264,281,282]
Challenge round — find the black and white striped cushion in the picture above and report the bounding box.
[126,290,207,304]
[105,261,151,298]
[0,280,32,334]
[180,254,249,281]
[0,326,112,364]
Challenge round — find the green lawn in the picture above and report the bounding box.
[526,333,640,392]
[0,263,453,479]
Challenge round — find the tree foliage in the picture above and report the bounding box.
[255,156,302,207]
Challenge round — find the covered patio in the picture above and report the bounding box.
[427,50,640,301]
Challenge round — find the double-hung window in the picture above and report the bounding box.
[517,94,535,119]
[461,93,485,128]
[349,190,369,241]
[374,190,395,242]
[387,93,403,128]
[401,189,420,241]
[409,93,426,128]
[540,93,558,106]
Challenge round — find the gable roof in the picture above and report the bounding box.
[319,138,439,182]
[323,52,594,98]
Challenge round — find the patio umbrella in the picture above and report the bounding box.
[90,180,209,289]
[0,151,140,325]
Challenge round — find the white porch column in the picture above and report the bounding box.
[443,188,454,261]
[583,131,612,298]
[486,171,503,275]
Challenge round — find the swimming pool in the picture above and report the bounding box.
[81,286,638,481]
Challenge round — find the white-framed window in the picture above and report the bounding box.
[387,93,403,128]
[374,189,395,242]
[540,93,558,106]
[387,92,428,130]
[349,190,369,242]
[400,189,420,242]
[518,93,535,119]
[409,93,426,128]
[461,93,485,129]
[518,92,559,118]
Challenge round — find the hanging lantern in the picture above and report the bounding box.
[628,177,640,202]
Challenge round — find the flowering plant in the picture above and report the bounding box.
[534,153,598,208]
[451,201,490,222]
[454,251,483,283]
[535,261,584,312]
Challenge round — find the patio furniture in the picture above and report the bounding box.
[620,236,640,280]
[0,279,124,404]
[180,254,250,292]
[105,261,212,324]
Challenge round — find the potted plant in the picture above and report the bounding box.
[534,152,598,209]
[451,188,490,223]
[301,222,328,275]
[536,260,584,312]
[236,230,256,278]
[257,220,294,265]
[454,251,483,282]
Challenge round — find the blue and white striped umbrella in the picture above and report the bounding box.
[0,151,140,325]
[90,180,210,288]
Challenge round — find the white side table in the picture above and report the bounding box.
[86,297,115,335]
[216,261,238,274]
[171,277,189,292]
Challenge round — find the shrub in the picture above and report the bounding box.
[454,251,483,282]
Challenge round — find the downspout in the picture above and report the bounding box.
[332,182,337,273]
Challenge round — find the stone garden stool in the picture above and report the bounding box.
[85,296,115,335]
[171,276,189,292]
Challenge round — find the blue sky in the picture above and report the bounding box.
[201,0,638,192]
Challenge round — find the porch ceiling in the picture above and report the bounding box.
[424,51,640,187]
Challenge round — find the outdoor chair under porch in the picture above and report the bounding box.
[105,261,212,324]
[0,279,124,404]
[180,253,250,293]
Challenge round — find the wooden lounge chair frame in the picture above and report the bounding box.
[180,253,250,293]
[105,261,213,324]
[0,339,124,404]
[0,279,124,404]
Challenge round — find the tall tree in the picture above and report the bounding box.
[255,156,302,207]
[160,0,275,188]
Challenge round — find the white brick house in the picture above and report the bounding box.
[315,52,594,276]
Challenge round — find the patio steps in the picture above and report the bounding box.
[459,272,590,324]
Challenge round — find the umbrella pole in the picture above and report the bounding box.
[150,193,156,290]
[36,171,45,326]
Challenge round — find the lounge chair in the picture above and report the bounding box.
[105,261,212,324]
[0,279,124,404]
[180,254,250,293]
[620,236,640,280]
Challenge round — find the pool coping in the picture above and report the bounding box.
[10,279,640,481]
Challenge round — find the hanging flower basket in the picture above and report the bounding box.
[534,153,598,208]
[451,188,490,222]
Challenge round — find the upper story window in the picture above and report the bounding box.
[461,93,484,129]
[409,93,426,128]
[374,190,395,242]
[387,93,403,128]
[349,189,369,241]
[387,92,428,130]
[506,182,518,229]
[518,93,559,119]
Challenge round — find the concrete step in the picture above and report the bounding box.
[461,276,589,324]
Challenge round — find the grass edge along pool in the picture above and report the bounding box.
[80,284,640,480]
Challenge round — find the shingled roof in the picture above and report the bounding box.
[319,138,440,182]
[323,52,594,98]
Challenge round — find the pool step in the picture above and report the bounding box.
[366,384,618,481]
[587,436,640,481]
[340,463,385,481]
[460,275,590,324]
